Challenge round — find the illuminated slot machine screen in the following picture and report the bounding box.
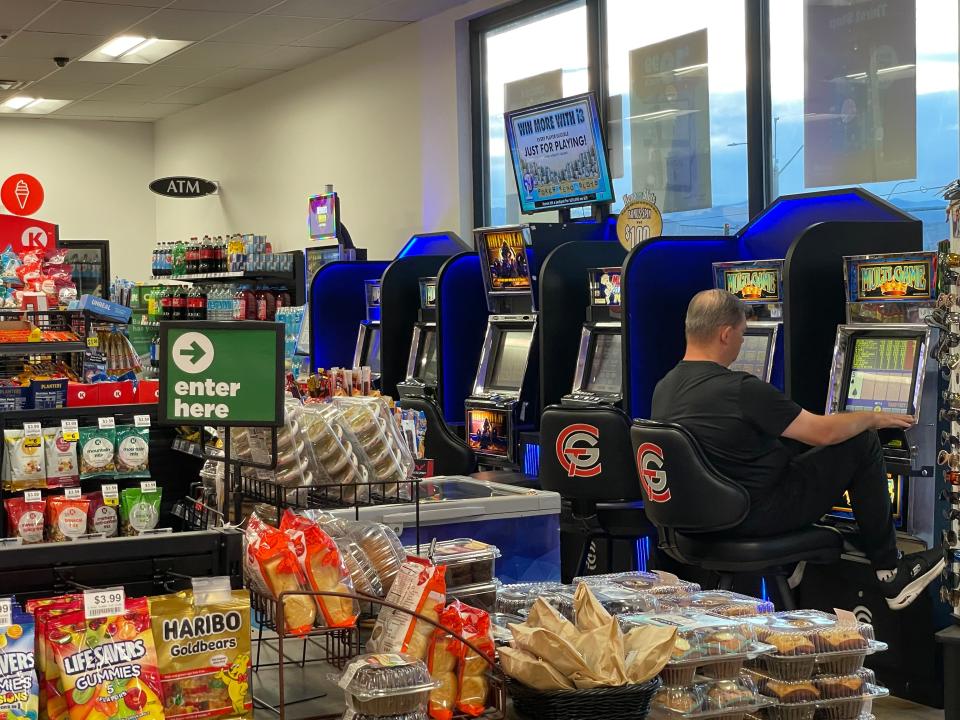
[356,324,381,374]
[729,325,776,381]
[466,408,511,458]
[486,328,533,391]
[479,228,532,294]
[829,473,906,528]
[842,333,921,416]
[581,330,622,395]
[418,328,438,384]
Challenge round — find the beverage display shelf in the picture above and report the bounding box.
[151,269,296,282]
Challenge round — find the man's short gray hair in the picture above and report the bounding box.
[685,289,746,343]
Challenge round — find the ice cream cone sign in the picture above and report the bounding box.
[1,174,43,216]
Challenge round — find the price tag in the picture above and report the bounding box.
[83,587,124,619]
[65,487,82,499]
[86,336,99,348]
[23,422,41,448]
[99,417,115,430]
[24,490,42,503]
[102,484,119,506]
[23,422,41,435]
[61,419,79,442]
[0,598,11,627]
[141,480,157,494]
[834,608,859,625]
[134,414,151,428]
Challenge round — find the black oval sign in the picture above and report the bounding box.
[149,176,218,198]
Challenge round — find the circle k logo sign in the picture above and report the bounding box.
[555,423,601,477]
[637,442,671,502]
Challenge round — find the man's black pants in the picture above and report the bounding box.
[731,430,899,570]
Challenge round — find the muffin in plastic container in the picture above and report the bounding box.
[336,653,437,717]
[651,674,774,720]
[665,590,775,617]
[575,570,701,597]
[345,520,407,593]
[747,667,887,720]
[494,582,567,616]
[336,537,385,615]
[619,610,774,686]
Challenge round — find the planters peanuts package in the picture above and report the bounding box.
[0,597,39,720]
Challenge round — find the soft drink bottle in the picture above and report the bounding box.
[160,285,173,320]
[173,240,186,276]
[174,286,189,319]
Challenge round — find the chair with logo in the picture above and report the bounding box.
[540,404,656,581]
[630,418,843,609]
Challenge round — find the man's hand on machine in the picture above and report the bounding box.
[783,409,914,447]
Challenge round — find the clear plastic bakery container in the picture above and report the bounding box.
[407,538,501,587]
[447,580,499,612]
[336,538,385,598]
[743,611,886,681]
[342,712,428,720]
[344,520,407,593]
[336,653,437,716]
[650,674,774,720]
[619,610,775,685]
[575,570,702,597]
[301,403,370,503]
[489,612,522,646]
[495,582,568,616]
[747,667,888,720]
[664,590,775,617]
[333,396,414,499]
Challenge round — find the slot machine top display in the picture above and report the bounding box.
[565,267,624,407]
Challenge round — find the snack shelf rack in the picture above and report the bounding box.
[0,308,88,355]
[0,401,158,421]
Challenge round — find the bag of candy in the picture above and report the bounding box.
[0,598,38,720]
[26,595,82,720]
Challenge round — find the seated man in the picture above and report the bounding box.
[652,288,943,610]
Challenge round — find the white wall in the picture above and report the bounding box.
[0,118,155,280]
[154,0,506,261]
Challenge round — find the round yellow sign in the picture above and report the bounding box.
[617,199,663,251]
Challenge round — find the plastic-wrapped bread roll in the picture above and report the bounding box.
[244,517,316,634]
[427,604,466,720]
[368,558,446,660]
[429,671,458,720]
[449,601,494,718]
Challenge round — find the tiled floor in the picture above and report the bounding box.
[874,697,945,719]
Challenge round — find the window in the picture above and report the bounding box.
[605,0,750,235]
[770,0,959,248]
[478,2,589,226]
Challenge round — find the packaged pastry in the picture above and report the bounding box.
[450,602,493,717]
[650,674,773,718]
[494,582,566,617]
[619,610,773,686]
[48,597,165,720]
[4,428,46,491]
[115,425,150,478]
[333,397,414,499]
[553,583,659,620]
[43,427,79,488]
[337,653,436,716]
[45,496,90,542]
[120,487,162,535]
[336,538,386,599]
[411,539,500,588]
[574,571,701,597]
[666,590,775,618]
[84,491,119,537]
[346,521,407,593]
[78,426,116,479]
[300,405,368,503]
[280,510,359,628]
[743,610,885,680]
[747,667,888,720]
[368,558,446,660]
[4,495,46,544]
[426,604,464,720]
[150,589,253,720]
[446,581,499,613]
[26,595,81,720]
[0,599,38,720]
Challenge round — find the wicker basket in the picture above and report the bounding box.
[508,677,662,720]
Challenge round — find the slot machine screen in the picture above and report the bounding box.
[418,329,438,384]
[729,326,775,381]
[479,228,531,293]
[843,334,920,415]
[466,408,511,457]
[584,331,622,394]
[487,328,533,391]
[366,325,381,374]
[829,473,905,528]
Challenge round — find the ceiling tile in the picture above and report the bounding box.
[73,0,171,7]
[0,0,56,33]
[86,82,182,101]
[0,56,59,80]
[49,99,160,117]
[0,31,105,60]
[264,0,385,20]
[213,15,338,44]
[163,41,272,68]
[360,0,472,21]
[170,0,282,12]
[142,102,194,117]
[244,44,336,70]
[127,63,227,86]
[192,65,280,88]
[158,84,230,103]
[48,60,143,82]
[295,18,405,48]
[18,80,110,99]
[27,1,156,36]
[127,9,252,42]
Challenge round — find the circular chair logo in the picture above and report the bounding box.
[555,423,602,478]
[637,442,671,502]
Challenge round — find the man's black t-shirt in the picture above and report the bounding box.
[651,361,803,502]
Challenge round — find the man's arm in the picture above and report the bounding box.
[782,409,914,447]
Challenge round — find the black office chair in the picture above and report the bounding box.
[540,405,656,581]
[630,418,843,609]
[398,396,476,476]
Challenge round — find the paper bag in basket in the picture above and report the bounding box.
[499,647,574,691]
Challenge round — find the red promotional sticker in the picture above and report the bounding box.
[1,173,44,215]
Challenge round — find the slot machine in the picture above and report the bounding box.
[713,259,785,388]
[465,225,538,470]
[562,267,624,408]
[398,277,439,399]
[352,278,382,379]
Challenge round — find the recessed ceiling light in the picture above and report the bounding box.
[0,97,71,114]
[4,96,34,109]
[79,37,192,65]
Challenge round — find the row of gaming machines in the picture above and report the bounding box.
[308,189,949,705]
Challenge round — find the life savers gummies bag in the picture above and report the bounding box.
[47,597,165,720]
[149,590,252,720]
[0,599,39,720]
[26,595,81,720]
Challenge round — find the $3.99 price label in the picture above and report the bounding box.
[84,587,125,619]
[0,598,11,627]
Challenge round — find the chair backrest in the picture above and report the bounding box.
[540,405,643,502]
[398,396,475,476]
[630,418,749,532]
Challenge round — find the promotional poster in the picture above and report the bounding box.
[466,409,510,456]
[480,229,531,291]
